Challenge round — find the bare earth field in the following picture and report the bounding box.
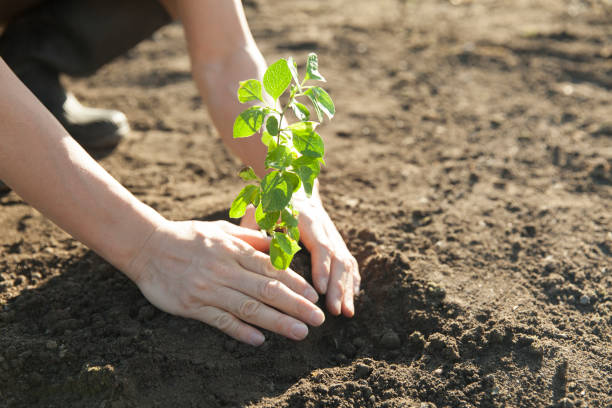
[1,0,611,407]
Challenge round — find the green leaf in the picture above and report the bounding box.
[289,122,324,158]
[293,156,321,196]
[233,106,266,138]
[287,225,300,242]
[263,59,292,101]
[261,171,300,212]
[229,185,259,218]
[287,57,301,89]
[255,204,279,230]
[265,144,293,170]
[305,87,335,120]
[261,131,277,149]
[266,116,279,136]
[270,232,301,270]
[239,166,259,182]
[237,79,264,103]
[290,101,310,121]
[304,53,326,82]
[281,208,298,227]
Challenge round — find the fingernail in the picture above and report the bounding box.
[309,308,325,326]
[333,298,342,315]
[290,323,308,340]
[248,332,265,346]
[347,299,355,316]
[304,287,319,303]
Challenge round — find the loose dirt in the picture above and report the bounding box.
[1,0,611,407]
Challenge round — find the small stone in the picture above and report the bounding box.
[380,330,401,350]
[354,363,372,379]
[45,340,58,350]
[433,368,443,376]
[579,295,590,305]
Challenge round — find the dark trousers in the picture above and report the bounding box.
[0,0,171,78]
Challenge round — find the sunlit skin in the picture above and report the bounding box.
[0,0,359,345]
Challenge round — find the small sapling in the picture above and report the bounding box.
[230,53,334,270]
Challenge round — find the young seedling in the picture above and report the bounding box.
[229,53,334,270]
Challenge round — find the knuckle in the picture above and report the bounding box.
[319,243,333,255]
[274,316,292,335]
[329,278,345,295]
[263,262,279,278]
[178,292,200,311]
[259,279,282,301]
[238,299,261,319]
[212,312,236,332]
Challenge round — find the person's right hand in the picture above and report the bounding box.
[125,219,325,346]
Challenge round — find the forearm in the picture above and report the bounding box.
[169,0,268,176]
[0,60,165,277]
[192,46,270,176]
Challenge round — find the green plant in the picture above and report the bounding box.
[229,53,334,270]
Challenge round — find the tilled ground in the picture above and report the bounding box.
[0,0,611,407]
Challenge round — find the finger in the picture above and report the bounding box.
[193,305,265,346]
[236,248,319,303]
[353,267,361,296]
[326,257,346,316]
[341,268,355,318]
[223,262,324,327]
[214,286,314,341]
[239,205,259,230]
[311,244,332,294]
[216,220,270,252]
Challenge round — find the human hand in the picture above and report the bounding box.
[126,219,325,346]
[241,188,360,318]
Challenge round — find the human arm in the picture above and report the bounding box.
[170,0,361,316]
[0,58,324,344]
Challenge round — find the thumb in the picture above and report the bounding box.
[239,205,259,230]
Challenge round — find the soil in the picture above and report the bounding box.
[1,0,611,407]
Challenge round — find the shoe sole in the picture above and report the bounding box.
[76,120,130,150]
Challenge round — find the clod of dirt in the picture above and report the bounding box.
[424,333,460,361]
[516,334,545,357]
[379,330,401,350]
[521,225,536,238]
[557,397,575,408]
[408,331,426,349]
[486,328,504,345]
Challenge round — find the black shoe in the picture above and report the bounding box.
[58,92,129,150]
[9,62,129,151]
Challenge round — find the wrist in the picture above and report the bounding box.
[112,207,169,284]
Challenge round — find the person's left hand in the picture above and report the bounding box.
[241,186,360,317]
